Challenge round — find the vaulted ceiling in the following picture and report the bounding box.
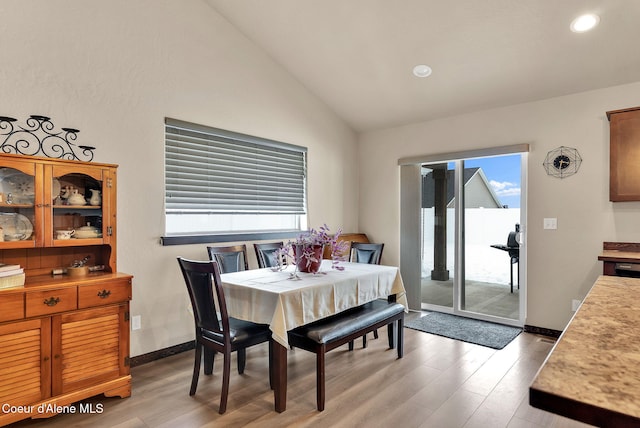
[206,0,640,132]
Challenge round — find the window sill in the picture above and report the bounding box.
[160,230,302,246]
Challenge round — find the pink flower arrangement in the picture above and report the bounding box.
[274,224,349,277]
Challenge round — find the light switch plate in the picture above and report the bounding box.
[131,315,141,330]
[543,218,557,229]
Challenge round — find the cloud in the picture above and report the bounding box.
[490,180,521,197]
[497,187,521,197]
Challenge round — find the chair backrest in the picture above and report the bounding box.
[253,242,284,269]
[177,257,229,342]
[207,245,249,273]
[350,242,384,265]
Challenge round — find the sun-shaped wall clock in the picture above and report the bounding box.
[543,146,582,178]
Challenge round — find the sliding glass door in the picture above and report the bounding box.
[421,162,454,309]
[420,152,525,325]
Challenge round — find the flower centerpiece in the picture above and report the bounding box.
[275,224,349,278]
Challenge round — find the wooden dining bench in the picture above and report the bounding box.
[288,299,405,411]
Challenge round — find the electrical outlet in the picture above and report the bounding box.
[131,315,141,330]
[571,299,581,312]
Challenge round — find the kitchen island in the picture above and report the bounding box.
[529,275,640,427]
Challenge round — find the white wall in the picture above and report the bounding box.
[0,0,358,356]
[359,82,640,331]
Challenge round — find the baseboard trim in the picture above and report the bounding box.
[524,324,562,338]
[130,324,562,367]
[130,341,195,367]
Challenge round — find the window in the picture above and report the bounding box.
[163,118,307,244]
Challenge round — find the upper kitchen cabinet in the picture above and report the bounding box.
[607,107,640,202]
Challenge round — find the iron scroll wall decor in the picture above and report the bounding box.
[0,115,95,162]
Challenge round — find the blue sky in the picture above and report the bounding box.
[450,154,522,208]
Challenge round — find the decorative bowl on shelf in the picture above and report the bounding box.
[55,229,75,240]
[67,266,89,277]
[5,233,26,241]
[67,190,86,206]
[74,223,99,239]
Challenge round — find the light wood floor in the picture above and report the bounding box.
[11,313,591,428]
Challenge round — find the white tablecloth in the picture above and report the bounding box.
[221,260,408,347]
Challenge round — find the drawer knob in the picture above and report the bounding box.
[44,297,60,306]
[97,289,111,299]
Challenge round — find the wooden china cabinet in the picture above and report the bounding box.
[0,153,132,426]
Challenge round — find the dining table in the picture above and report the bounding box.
[220,259,408,412]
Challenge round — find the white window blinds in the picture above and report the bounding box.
[165,118,307,215]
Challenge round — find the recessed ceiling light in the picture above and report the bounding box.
[570,14,600,33]
[413,64,432,78]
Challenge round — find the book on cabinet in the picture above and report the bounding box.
[0,263,20,272]
[0,272,24,289]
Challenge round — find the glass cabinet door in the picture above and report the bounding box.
[0,165,37,246]
[51,167,104,246]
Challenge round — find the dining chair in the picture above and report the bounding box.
[253,242,284,269]
[177,257,273,414]
[207,244,249,273]
[349,242,384,265]
[350,242,385,347]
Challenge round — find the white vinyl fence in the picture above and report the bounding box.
[422,208,521,285]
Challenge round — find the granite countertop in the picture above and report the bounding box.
[529,275,640,427]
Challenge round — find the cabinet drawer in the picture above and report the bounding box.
[0,292,24,322]
[26,287,77,317]
[78,279,132,309]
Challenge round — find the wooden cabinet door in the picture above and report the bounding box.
[51,304,129,396]
[0,318,51,409]
[609,107,640,201]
